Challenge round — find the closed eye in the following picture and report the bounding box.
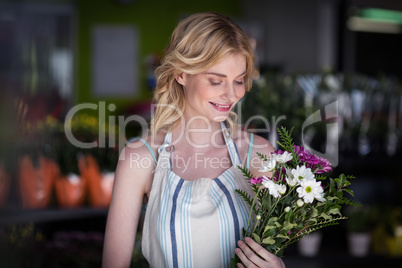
[209,80,222,86]
[235,80,244,85]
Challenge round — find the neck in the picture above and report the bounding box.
[171,115,226,149]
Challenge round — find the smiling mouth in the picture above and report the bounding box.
[209,102,231,109]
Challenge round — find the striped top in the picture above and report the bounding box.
[141,123,254,268]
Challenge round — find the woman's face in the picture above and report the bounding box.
[176,53,246,123]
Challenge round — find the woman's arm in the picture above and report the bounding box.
[102,141,155,268]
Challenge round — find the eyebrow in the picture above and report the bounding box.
[204,71,246,78]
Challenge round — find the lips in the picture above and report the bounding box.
[209,101,232,112]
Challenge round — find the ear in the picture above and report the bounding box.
[175,73,186,86]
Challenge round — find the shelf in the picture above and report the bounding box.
[0,207,108,225]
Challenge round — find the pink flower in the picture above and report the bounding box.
[303,154,320,165]
[315,157,332,173]
[293,145,332,174]
[273,149,284,155]
[250,176,263,185]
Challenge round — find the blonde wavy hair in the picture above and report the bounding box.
[151,12,257,136]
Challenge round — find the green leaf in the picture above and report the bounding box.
[276,234,290,239]
[285,209,294,222]
[283,221,296,231]
[262,236,275,245]
[308,218,318,223]
[252,233,261,244]
[268,217,278,225]
[320,213,333,220]
[329,178,335,194]
[264,228,277,237]
[339,174,346,186]
[335,190,344,198]
[326,196,339,201]
[343,189,354,197]
[237,165,253,179]
[311,208,318,218]
[264,225,276,231]
[256,152,268,161]
[334,174,345,188]
[328,208,341,216]
[338,197,362,206]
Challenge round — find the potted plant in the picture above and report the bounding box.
[54,112,97,208]
[85,145,118,208]
[55,111,119,208]
[345,206,374,257]
[17,115,61,209]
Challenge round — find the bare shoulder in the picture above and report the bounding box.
[233,129,275,155]
[115,133,165,196]
[233,129,276,176]
[123,132,165,161]
[250,133,275,156]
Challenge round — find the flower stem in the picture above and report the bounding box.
[246,186,261,237]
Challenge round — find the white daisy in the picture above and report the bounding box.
[291,165,315,182]
[296,179,326,203]
[259,158,277,172]
[272,151,293,163]
[262,176,286,198]
[285,167,298,186]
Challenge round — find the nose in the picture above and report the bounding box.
[222,84,238,101]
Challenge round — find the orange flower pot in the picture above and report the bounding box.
[79,155,114,207]
[55,173,86,208]
[18,155,58,208]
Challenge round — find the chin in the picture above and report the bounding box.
[212,115,229,122]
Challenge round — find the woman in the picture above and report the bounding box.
[102,12,285,268]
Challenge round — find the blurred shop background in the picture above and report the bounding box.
[0,0,401,267]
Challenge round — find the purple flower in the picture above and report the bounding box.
[293,145,332,173]
[250,176,263,185]
[273,149,284,155]
[303,153,320,165]
[293,145,312,161]
[293,145,309,157]
[315,157,332,173]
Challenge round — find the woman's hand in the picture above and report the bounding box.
[235,237,285,268]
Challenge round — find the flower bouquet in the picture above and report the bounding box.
[232,127,360,265]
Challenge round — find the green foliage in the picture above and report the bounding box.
[235,189,255,214]
[276,126,295,152]
[238,165,254,180]
[346,206,375,233]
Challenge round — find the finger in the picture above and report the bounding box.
[235,246,257,268]
[244,237,284,267]
[244,237,271,261]
[237,263,245,268]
